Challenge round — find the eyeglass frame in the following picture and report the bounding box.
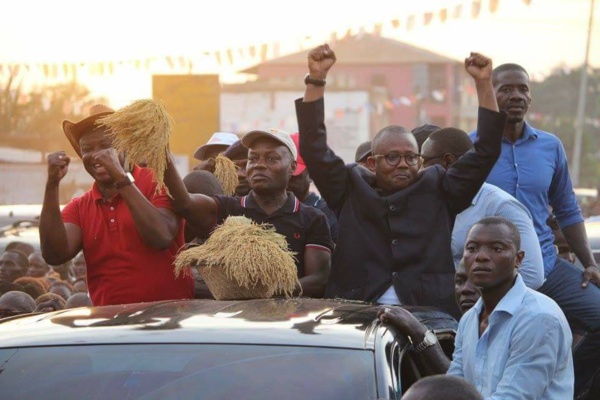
[372,153,421,167]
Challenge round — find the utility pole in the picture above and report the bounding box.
[571,0,596,187]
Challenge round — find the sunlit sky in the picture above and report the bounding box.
[1,0,598,107]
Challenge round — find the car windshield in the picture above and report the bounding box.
[0,344,376,400]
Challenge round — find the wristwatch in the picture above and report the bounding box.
[413,330,438,353]
[114,172,135,189]
[304,73,326,87]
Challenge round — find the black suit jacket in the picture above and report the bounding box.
[295,98,505,319]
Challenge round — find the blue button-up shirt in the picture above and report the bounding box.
[469,124,583,276]
[453,183,544,289]
[447,274,573,399]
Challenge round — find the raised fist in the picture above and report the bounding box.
[464,52,493,81]
[47,151,70,184]
[307,44,336,80]
[92,148,125,180]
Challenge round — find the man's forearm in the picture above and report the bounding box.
[562,222,597,267]
[165,155,194,214]
[414,343,452,376]
[120,186,178,249]
[297,273,327,298]
[302,83,325,103]
[475,78,499,112]
[39,182,71,265]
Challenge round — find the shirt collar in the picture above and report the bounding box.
[521,122,538,141]
[507,122,538,144]
[492,274,527,316]
[469,274,526,320]
[470,185,485,206]
[240,191,300,214]
[303,191,321,207]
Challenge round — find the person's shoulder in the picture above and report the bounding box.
[298,201,327,219]
[517,288,568,325]
[213,194,241,208]
[348,163,378,188]
[480,183,517,202]
[66,188,93,206]
[526,124,562,143]
[418,164,446,183]
[133,166,155,180]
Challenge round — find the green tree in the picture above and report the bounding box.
[530,66,600,187]
[0,79,107,155]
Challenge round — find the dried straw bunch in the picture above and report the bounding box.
[96,99,173,194]
[213,154,238,196]
[174,216,300,299]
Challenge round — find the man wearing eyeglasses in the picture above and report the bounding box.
[295,45,506,318]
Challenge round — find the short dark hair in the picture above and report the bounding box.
[0,290,36,313]
[411,124,441,151]
[0,281,25,296]
[183,170,224,197]
[49,280,75,292]
[35,292,67,310]
[492,63,530,85]
[354,140,372,162]
[5,241,35,256]
[426,127,473,158]
[2,249,29,272]
[223,140,247,161]
[472,216,521,251]
[13,277,47,299]
[406,375,483,400]
[371,125,413,154]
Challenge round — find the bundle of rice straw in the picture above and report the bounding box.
[96,99,173,195]
[174,216,300,300]
[213,154,238,196]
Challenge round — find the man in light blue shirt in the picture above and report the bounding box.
[448,217,573,399]
[420,128,544,290]
[470,63,600,397]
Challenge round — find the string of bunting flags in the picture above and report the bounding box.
[0,0,534,81]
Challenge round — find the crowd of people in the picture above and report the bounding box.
[0,245,91,316]
[0,44,599,399]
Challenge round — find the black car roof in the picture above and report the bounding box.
[0,298,457,350]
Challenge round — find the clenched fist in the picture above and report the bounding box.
[464,52,493,81]
[92,148,126,181]
[307,44,336,80]
[47,151,71,184]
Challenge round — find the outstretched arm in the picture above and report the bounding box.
[40,151,82,265]
[444,53,505,214]
[302,44,335,103]
[95,148,179,250]
[297,248,331,298]
[561,223,600,287]
[163,154,218,236]
[295,44,350,213]
[465,52,498,112]
[378,307,451,375]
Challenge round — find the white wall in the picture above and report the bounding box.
[220,91,370,164]
[0,161,93,205]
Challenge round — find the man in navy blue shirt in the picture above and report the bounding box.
[470,63,600,398]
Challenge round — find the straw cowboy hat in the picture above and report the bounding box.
[62,104,114,157]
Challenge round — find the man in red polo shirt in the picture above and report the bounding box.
[39,105,193,306]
